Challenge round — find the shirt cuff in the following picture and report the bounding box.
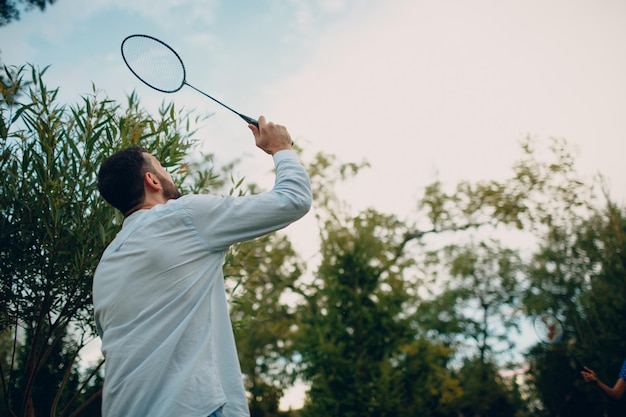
[273,149,299,163]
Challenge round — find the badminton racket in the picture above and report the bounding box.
[532,313,564,344]
[121,34,258,127]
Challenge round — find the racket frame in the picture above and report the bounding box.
[121,34,258,127]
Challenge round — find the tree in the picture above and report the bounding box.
[295,208,461,417]
[0,0,56,26]
[282,138,591,415]
[415,240,529,416]
[0,64,211,417]
[218,131,610,416]
[418,240,524,366]
[286,152,461,416]
[226,232,305,417]
[451,357,526,417]
[412,137,606,416]
[523,200,626,417]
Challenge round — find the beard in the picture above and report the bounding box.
[164,182,182,200]
[157,173,182,200]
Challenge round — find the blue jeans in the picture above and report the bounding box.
[208,409,224,417]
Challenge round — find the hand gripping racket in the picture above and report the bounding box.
[121,34,258,127]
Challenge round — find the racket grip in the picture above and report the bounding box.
[240,114,258,128]
[240,114,293,146]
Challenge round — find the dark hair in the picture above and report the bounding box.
[97,147,151,214]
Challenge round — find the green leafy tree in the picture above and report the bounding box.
[225,153,371,416]
[390,136,601,416]
[290,136,603,416]
[418,240,524,365]
[288,152,461,416]
[224,133,601,417]
[296,208,461,417]
[415,240,528,416]
[0,64,211,417]
[226,232,305,417]
[0,0,56,26]
[523,200,626,417]
[451,358,525,417]
[415,137,594,238]
[0,329,12,416]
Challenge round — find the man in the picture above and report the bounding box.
[93,116,312,417]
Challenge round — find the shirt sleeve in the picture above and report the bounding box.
[619,359,626,380]
[184,150,312,251]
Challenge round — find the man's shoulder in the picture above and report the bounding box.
[177,193,221,207]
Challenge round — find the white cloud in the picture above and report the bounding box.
[3,0,625,210]
[319,0,350,13]
[77,0,221,28]
[262,0,626,213]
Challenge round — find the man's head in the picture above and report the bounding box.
[98,147,181,215]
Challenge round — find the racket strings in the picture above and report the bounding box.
[122,36,186,93]
[121,34,259,127]
[534,314,564,343]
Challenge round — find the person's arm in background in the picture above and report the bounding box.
[581,364,626,400]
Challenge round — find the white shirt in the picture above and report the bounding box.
[93,150,311,417]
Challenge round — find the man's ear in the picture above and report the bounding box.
[144,172,162,192]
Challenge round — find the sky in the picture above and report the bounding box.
[2,0,626,409]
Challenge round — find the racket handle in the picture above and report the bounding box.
[239,114,258,128]
[240,114,294,146]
